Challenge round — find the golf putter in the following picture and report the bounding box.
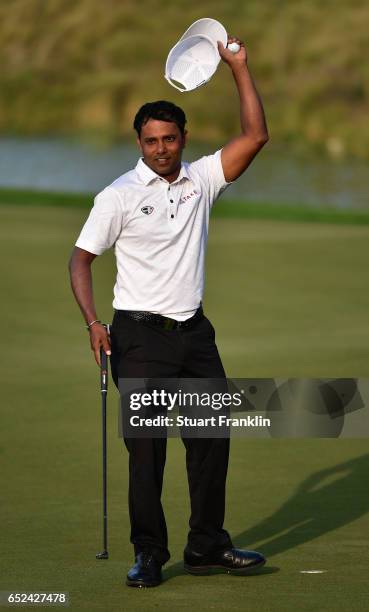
[96,323,110,560]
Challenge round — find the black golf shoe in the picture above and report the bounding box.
[184,546,266,575]
[126,552,162,588]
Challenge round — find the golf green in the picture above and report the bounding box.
[1,204,369,611]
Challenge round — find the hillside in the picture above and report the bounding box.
[0,0,368,159]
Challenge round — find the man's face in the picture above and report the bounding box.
[137,119,187,182]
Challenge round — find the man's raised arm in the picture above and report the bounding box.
[68,246,111,366]
[218,36,269,182]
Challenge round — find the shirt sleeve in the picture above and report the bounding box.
[191,149,232,206]
[75,187,123,255]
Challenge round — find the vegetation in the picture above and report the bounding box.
[0,0,368,158]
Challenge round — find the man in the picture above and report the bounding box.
[69,36,269,587]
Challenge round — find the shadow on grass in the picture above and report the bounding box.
[233,452,369,558]
[163,453,369,580]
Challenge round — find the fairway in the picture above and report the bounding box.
[1,204,369,611]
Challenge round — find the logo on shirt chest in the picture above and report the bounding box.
[141,206,154,215]
[180,189,199,204]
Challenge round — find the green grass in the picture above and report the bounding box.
[1,187,369,225]
[1,204,369,610]
[0,187,93,208]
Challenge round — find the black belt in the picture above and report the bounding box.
[116,305,204,331]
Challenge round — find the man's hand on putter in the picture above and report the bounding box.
[89,324,111,366]
[218,36,247,66]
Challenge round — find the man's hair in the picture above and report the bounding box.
[133,100,187,137]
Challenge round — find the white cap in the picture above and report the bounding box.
[179,18,227,46]
[165,18,228,92]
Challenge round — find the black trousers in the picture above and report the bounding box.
[110,310,233,565]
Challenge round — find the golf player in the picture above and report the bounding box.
[69,36,269,587]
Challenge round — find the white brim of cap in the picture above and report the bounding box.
[165,34,221,92]
[179,18,228,47]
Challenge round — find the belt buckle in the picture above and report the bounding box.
[163,318,177,331]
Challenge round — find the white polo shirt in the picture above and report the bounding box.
[75,149,231,320]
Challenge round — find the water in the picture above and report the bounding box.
[0,136,367,210]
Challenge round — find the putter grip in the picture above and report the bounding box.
[100,349,108,392]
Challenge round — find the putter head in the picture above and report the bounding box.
[96,551,109,560]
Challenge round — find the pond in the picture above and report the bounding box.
[0,137,367,210]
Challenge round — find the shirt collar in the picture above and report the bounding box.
[135,158,190,186]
